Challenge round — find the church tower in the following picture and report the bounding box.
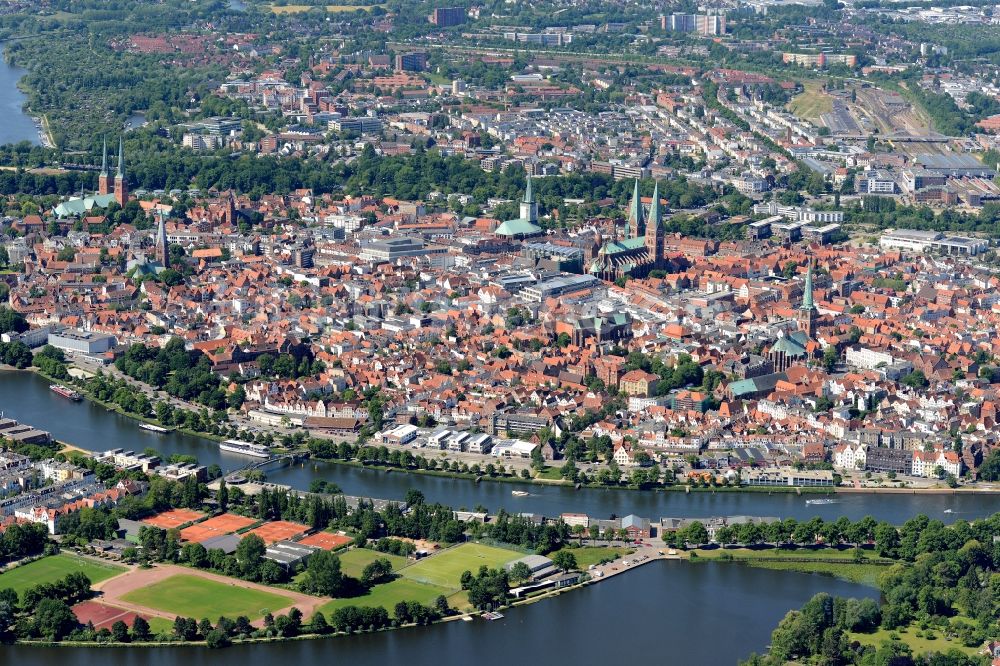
[645,180,664,265]
[114,137,128,207]
[798,259,818,338]
[98,137,110,195]
[155,211,169,269]
[519,174,537,224]
[226,192,237,227]
[627,178,645,239]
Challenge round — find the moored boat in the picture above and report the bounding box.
[50,384,82,401]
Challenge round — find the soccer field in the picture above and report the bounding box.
[318,578,449,617]
[0,554,125,596]
[337,549,408,579]
[121,574,294,620]
[400,543,520,590]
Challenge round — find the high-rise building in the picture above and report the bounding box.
[661,12,726,35]
[394,52,428,72]
[430,7,465,26]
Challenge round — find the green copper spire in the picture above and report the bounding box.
[647,181,662,229]
[522,174,533,204]
[628,178,645,237]
[801,260,815,311]
[116,137,124,179]
[100,137,108,177]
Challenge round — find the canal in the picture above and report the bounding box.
[5,561,877,666]
[0,43,41,145]
[2,370,999,522]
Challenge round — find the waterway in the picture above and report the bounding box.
[3,371,1000,522]
[6,562,876,666]
[0,43,41,146]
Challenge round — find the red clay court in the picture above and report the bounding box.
[298,532,353,550]
[180,513,257,543]
[141,508,205,530]
[246,520,308,545]
[73,600,149,631]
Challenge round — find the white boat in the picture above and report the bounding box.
[511,490,530,497]
[805,498,839,505]
[943,509,954,514]
[139,423,170,433]
[219,439,270,458]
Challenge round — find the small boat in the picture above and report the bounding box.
[461,616,473,622]
[50,384,82,401]
[943,509,954,514]
[511,490,529,497]
[805,498,838,505]
[482,611,504,621]
[139,423,170,434]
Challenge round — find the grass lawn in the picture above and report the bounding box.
[400,543,520,590]
[691,547,875,561]
[551,546,633,569]
[336,549,408,579]
[534,467,563,480]
[0,554,125,596]
[121,574,294,620]
[737,560,889,587]
[788,81,833,121]
[317,578,449,617]
[147,617,175,636]
[849,624,980,657]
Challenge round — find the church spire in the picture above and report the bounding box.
[116,137,124,179]
[156,210,169,269]
[645,181,664,265]
[647,180,662,228]
[100,137,108,177]
[627,178,645,238]
[522,173,533,204]
[801,259,815,312]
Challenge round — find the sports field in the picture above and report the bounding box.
[142,508,205,530]
[0,554,125,596]
[180,513,257,543]
[317,578,448,617]
[121,573,294,620]
[400,543,520,590]
[337,548,407,579]
[298,531,352,550]
[246,520,308,545]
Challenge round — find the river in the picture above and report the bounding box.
[5,561,876,666]
[0,43,41,145]
[2,370,999,522]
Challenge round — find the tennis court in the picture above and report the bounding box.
[180,513,257,543]
[141,508,205,530]
[298,532,353,550]
[246,520,308,545]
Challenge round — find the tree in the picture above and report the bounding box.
[111,619,130,643]
[302,549,344,596]
[551,550,577,572]
[821,345,838,372]
[509,561,532,582]
[205,629,231,648]
[361,558,394,586]
[33,598,77,640]
[682,521,709,546]
[0,307,28,335]
[235,533,265,579]
[131,616,151,641]
[217,478,229,513]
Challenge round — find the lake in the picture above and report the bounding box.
[0,43,41,146]
[4,561,877,666]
